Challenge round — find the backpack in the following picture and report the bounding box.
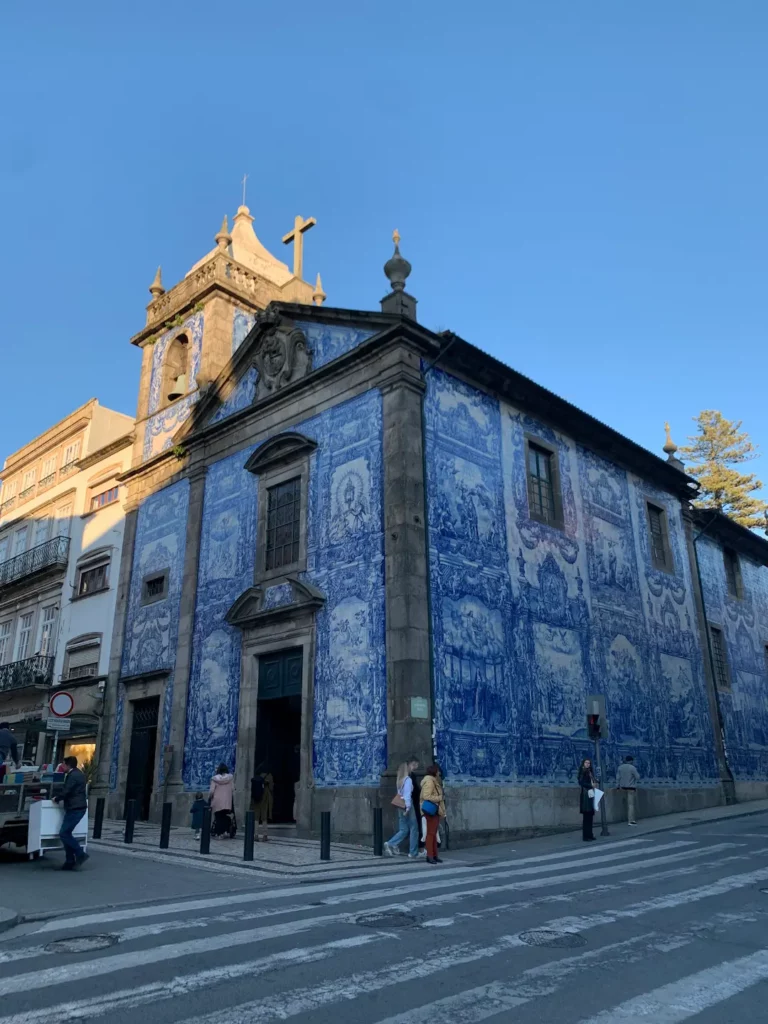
[250,776,265,803]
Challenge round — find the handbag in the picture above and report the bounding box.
[391,793,406,809]
[422,799,438,817]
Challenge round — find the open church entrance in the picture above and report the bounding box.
[255,649,302,824]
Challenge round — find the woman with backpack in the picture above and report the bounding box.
[250,763,273,842]
[209,763,235,838]
[384,757,420,858]
[420,763,446,864]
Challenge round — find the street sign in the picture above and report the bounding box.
[49,691,74,717]
[47,717,71,732]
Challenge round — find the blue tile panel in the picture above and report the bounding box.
[232,309,256,353]
[696,536,768,780]
[210,368,259,425]
[424,367,719,788]
[182,389,386,791]
[143,311,204,461]
[111,480,190,789]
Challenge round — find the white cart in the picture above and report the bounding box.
[27,800,88,858]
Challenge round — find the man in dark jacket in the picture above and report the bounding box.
[0,722,20,783]
[54,756,88,869]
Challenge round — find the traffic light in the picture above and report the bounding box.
[587,713,601,740]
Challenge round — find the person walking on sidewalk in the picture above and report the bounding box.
[54,756,88,870]
[0,722,19,783]
[384,758,421,858]
[209,763,235,838]
[616,755,640,825]
[420,764,446,864]
[578,757,597,842]
[250,764,273,843]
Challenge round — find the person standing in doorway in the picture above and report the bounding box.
[384,758,421,858]
[578,757,597,842]
[420,763,446,864]
[54,756,88,870]
[616,755,640,825]
[0,723,20,783]
[209,763,235,838]
[250,764,274,843]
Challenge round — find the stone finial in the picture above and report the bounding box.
[149,266,165,299]
[663,422,685,470]
[312,272,326,306]
[381,229,417,319]
[215,215,232,250]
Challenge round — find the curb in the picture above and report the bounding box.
[0,907,19,934]
[630,803,768,838]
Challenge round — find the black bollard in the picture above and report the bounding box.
[373,807,383,856]
[320,810,331,861]
[159,801,173,849]
[124,799,136,844]
[93,797,105,840]
[200,806,212,854]
[243,810,255,862]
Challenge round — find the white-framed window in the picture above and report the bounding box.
[39,606,58,657]
[0,537,8,564]
[15,612,34,661]
[62,441,81,467]
[56,504,73,538]
[12,527,29,556]
[22,468,36,488]
[90,485,120,511]
[33,517,50,547]
[77,558,110,596]
[1,480,17,501]
[64,634,102,680]
[0,621,12,665]
[40,456,57,486]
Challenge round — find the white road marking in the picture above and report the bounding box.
[579,948,768,1022]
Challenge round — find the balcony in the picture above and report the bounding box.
[0,655,54,694]
[38,473,56,490]
[19,486,35,502]
[0,496,16,517]
[0,536,70,589]
[59,463,78,479]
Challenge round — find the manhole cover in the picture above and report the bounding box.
[45,934,117,954]
[356,911,419,929]
[519,929,586,949]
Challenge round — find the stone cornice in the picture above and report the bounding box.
[76,432,135,471]
[3,411,93,475]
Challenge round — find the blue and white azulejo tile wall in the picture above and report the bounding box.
[425,367,719,789]
[143,311,204,461]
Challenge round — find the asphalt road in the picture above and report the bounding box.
[2,813,768,1023]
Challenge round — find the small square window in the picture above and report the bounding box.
[723,548,743,600]
[709,625,730,690]
[141,569,169,605]
[265,478,301,571]
[77,561,110,596]
[525,439,563,530]
[90,485,119,512]
[646,502,673,573]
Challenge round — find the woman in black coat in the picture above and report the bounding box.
[578,757,597,842]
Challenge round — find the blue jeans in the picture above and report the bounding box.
[59,809,86,863]
[386,807,419,856]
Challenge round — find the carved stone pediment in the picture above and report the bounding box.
[244,432,317,475]
[253,313,312,400]
[225,576,326,629]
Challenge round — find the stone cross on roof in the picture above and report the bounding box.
[282,214,316,280]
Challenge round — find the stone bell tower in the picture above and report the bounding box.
[129,204,326,467]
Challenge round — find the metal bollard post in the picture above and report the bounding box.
[124,799,136,844]
[243,810,255,862]
[373,807,383,856]
[200,806,212,854]
[320,810,331,861]
[159,802,172,849]
[93,797,105,840]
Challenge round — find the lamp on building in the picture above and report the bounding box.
[168,374,187,401]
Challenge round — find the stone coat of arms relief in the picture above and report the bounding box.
[253,312,312,400]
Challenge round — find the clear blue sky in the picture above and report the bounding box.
[1,2,766,488]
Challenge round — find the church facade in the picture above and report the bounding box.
[93,209,768,840]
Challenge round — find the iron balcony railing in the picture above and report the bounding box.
[0,496,16,517]
[0,654,55,693]
[0,536,70,588]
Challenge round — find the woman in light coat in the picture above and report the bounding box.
[209,763,235,838]
[384,758,420,858]
[420,764,446,864]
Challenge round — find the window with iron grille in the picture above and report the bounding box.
[723,548,743,599]
[526,442,562,527]
[265,477,301,570]
[709,626,730,689]
[77,561,109,596]
[646,502,672,572]
[141,569,169,605]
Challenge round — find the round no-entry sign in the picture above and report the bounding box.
[49,691,74,718]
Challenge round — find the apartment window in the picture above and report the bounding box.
[265,477,301,571]
[33,517,50,547]
[723,548,743,600]
[64,635,101,680]
[709,626,730,690]
[20,469,36,497]
[0,538,8,564]
[40,456,57,487]
[38,606,58,657]
[90,485,119,511]
[62,440,81,467]
[12,527,29,557]
[15,612,34,661]
[56,504,73,538]
[77,559,110,596]
[646,502,673,573]
[0,621,12,665]
[1,480,17,502]
[141,569,169,605]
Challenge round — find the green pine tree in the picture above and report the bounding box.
[679,410,768,533]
